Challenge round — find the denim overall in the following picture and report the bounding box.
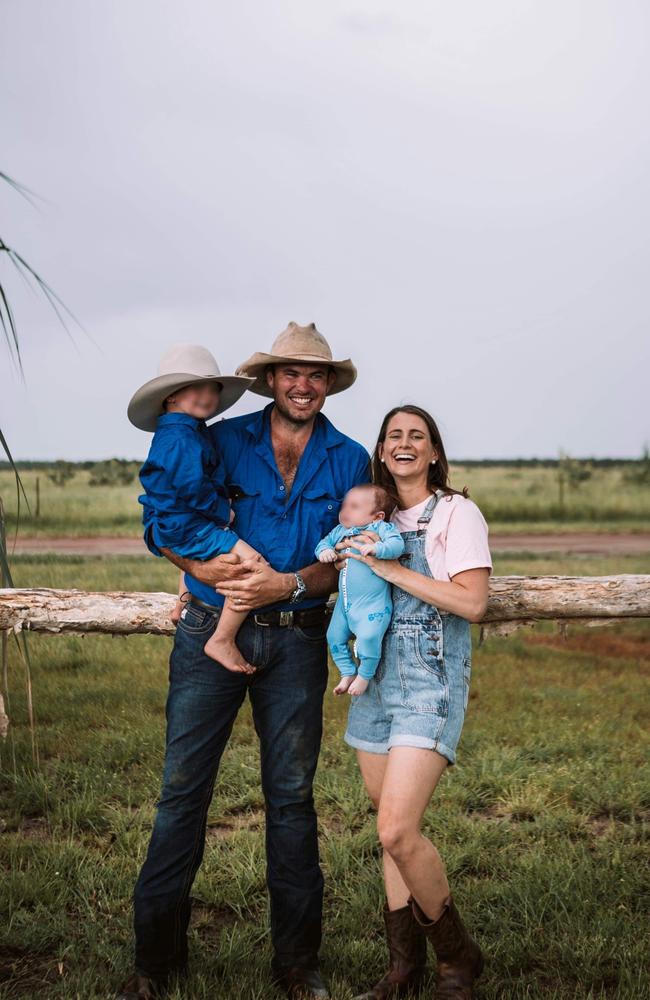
[344,491,472,765]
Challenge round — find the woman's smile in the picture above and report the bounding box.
[381,413,437,479]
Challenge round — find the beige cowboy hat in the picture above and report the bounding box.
[236,321,357,397]
[127,343,255,432]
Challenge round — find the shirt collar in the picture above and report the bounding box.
[242,402,347,450]
[156,411,202,429]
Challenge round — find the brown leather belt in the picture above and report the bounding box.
[188,595,332,629]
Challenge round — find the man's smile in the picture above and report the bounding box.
[288,394,315,408]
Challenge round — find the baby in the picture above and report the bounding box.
[315,484,405,696]
[128,344,263,675]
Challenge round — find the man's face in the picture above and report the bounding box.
[266,363,336,425]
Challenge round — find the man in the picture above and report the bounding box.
[118,322,370,1000]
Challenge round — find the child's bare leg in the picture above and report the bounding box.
[204,601,255,673]
[203,539,263,673]
[347,675,369,696]
[333,674,356,696]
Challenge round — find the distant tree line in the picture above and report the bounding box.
[3,455,650,472]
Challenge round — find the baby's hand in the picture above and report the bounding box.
[318,548,338,563]
[170,599,184,625]
[348,675,369,697]
[356,542,377,557]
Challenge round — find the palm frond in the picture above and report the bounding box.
[0,171,40,208]
[0,169,76,767]
[1,239,84,353]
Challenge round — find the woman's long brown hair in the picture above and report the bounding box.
[371,404,469,503]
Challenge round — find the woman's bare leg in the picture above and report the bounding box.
[357,750,413,910]
[375,747,450,920]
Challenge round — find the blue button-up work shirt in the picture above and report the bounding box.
[139,412,238,560]
[185,403,370,611]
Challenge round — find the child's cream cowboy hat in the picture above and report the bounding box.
[236,321,357,397]
[127,343,255,432]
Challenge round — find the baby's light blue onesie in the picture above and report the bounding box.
[315,520,405,681]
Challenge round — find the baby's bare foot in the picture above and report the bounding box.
[333,675,355,696]
[348,675,369,696]
[204,634,255,674]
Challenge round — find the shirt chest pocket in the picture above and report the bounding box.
[303,486,343,535]
[228,482,263,542]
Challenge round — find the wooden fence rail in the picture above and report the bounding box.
[1,576,650,639]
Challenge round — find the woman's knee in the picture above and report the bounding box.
[377,815,421,860]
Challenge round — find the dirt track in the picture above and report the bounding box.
[7,532,650,557]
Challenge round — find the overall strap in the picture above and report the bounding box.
[416,489,445,529]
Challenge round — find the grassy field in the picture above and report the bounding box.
[1,552,649,999]
[1,463,649,537]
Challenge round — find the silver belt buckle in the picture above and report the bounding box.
[279,610,294,627]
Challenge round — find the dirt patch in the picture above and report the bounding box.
[0,945,60,992]
[16,817,50,841]
[527,632,650,660]
[489,532,650,555]
[11,536,147,555]
[189,901,239,942]
[11,532,650,556]
[206,809,265,839]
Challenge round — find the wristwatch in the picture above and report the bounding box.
[289,572,307,604]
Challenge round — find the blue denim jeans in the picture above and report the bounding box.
[133,601,329,979]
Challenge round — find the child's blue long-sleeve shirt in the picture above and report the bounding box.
[315,519,405,561]
[138,411,238,560]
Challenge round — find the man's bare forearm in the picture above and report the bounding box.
[299,561,339,601]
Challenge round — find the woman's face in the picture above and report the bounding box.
[379,412,438,486]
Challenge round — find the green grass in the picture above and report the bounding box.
[1,553,650,998]
[2,464,649,537]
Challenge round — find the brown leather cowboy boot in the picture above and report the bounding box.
[410,896,484,999]
[353,902,428,1000]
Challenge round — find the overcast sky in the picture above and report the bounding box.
[2,0,649,461]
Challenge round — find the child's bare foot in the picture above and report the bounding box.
[333,675,355,696]
[204,634,255,674]
[348,675,369,696]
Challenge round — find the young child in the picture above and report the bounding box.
[315,484,405,696]
[128,343,262,674]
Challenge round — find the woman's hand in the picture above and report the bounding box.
[333,531,380,570]
[343,550,403,584]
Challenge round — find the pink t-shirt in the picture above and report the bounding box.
[391,493,492,582]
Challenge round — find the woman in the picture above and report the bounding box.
[341,405,492,1000]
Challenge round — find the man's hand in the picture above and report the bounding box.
[214,560,294,613]
[159,548,251,588]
